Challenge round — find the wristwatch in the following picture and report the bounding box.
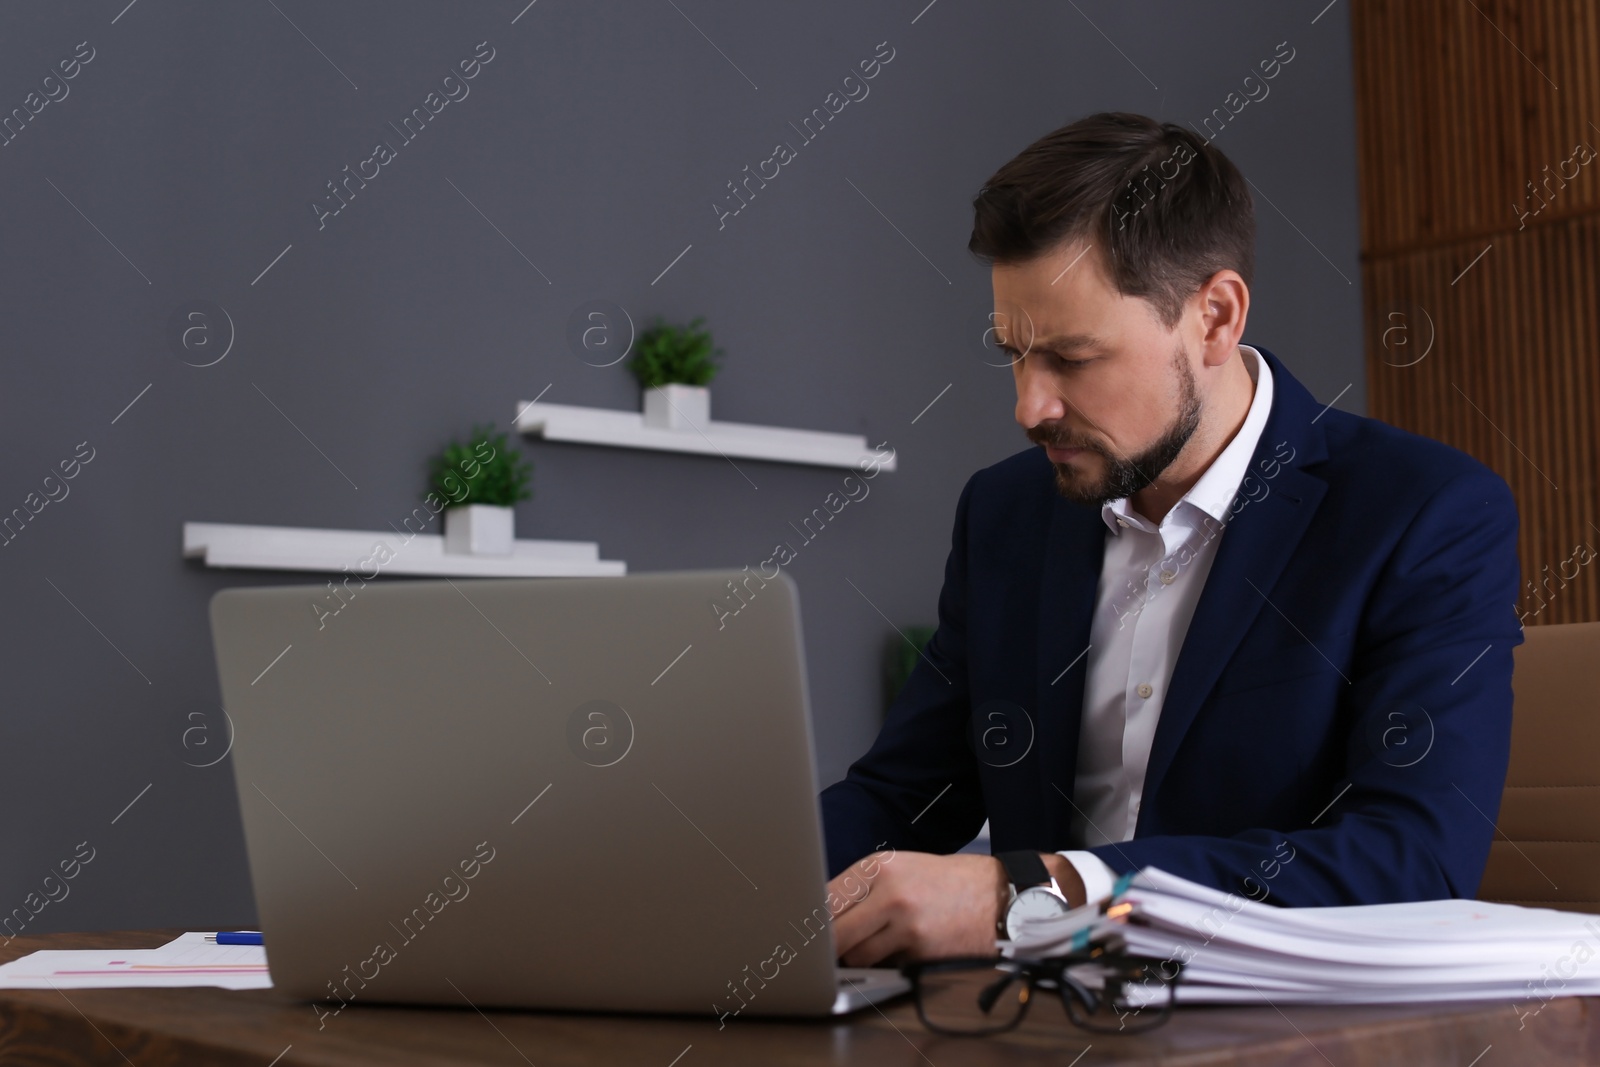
[996,850,1072,939]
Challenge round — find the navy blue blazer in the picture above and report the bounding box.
[821,345,1524,906]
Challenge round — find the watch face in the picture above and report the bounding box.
[1005,886,1070,938]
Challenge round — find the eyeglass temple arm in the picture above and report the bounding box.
[976,971,1021,1015]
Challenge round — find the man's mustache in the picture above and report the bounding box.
[1026,425,1100,452]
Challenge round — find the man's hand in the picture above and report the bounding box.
[827,851,1087,967]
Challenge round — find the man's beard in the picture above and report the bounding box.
[1033,344,1203,508]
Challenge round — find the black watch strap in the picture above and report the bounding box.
[997,850,1050,891]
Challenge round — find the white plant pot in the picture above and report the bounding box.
[642,384,710,431]
[443,504,514,556]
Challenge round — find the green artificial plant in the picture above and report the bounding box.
[628,315,723,389]
[427,422,532,508]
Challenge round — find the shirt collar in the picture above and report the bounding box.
[1099,344,1274,534]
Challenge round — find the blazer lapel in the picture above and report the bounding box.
[1136,347,1331,823]
[1034,494,1106,846]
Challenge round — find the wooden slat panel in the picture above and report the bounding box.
[1355,0,1600,256]
[1353,0,1600,625]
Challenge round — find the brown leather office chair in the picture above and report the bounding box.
[1477,620,1600,912]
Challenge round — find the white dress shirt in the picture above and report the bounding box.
[1055,344,1274,906]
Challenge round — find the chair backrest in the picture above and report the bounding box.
[1477,620,1600,912]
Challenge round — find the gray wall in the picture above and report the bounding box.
[0,1,1363,933]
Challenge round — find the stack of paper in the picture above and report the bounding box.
[1005,866,1600,1006]
[0,932,271,990]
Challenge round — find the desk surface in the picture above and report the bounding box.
[0,930,1596,1066]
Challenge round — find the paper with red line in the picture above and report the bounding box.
[0,931,271,989]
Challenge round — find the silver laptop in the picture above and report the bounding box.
[208,569,909,1021]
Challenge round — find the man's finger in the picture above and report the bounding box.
[840,921,907,968]
[825,868,870,918]
[829,881,892,960]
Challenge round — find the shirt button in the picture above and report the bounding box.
[1137,683,1153,698]
[1116,517,1130,528]
[1159,570,1176,584]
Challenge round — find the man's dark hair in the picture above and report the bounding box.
[968,112,1255,330]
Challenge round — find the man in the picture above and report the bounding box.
[820,112,1523,967]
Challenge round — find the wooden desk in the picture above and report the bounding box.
[1,930,1597,1066]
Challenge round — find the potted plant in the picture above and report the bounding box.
[429,423,532,556]
[630,315,723,430]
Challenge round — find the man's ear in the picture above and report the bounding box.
[1196,270,1249,363]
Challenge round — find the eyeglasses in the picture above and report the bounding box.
[899,948,1182,1036]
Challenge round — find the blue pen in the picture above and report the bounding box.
[206,931,263,946]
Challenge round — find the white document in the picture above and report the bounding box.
[1005,866,1600,1006]
[0,932,272,990]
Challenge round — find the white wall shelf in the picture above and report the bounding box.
[183,522,626,578]
[514,400,895,472]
